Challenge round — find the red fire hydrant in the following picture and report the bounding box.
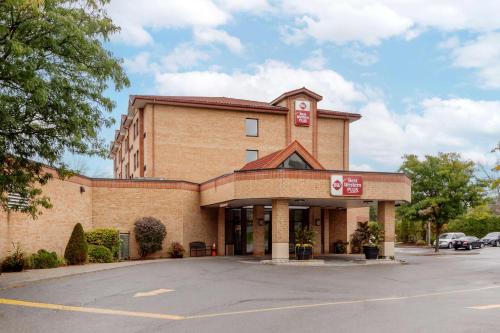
[211,243,217,256]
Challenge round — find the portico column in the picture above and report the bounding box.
[322,209,330,254]
[378,201,395,258]
[253,205,265,256]
[272,199,289,261]
[309,207,322,256]
[217,207,225,256]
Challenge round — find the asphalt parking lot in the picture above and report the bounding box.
[1,247,500,333]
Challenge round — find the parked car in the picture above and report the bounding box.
[481,232,500,247]
[437,232,465,249]
[454,236,483,250]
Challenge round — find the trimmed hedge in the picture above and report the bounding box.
[64,223,88,265]
[86,228,120,259]
[134,217,167,257]
[447,216,500,238]
[31,249,59,269]
[88,245,113,263]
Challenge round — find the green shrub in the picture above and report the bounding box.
[167,242,185,258]
[134,217,167,257]
[88,245,113,263]
[448,215,500,238]
[1,243,26,272]
[31,249,59,269]
[86,228,120,259]
[64,223,88,265]
[415,240,427,246]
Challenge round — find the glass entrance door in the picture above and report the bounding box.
[289,208,309,250]
[226,208,254,255]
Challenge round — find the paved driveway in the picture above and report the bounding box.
[1,247,500,332]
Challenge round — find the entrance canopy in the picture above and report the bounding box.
[200,140,410,208]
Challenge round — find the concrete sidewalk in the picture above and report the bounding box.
[0,259,173,289]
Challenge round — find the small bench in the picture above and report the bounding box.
[189,241,211,257]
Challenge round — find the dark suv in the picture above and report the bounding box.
[481,232,500,247]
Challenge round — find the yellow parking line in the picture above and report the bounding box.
[0,298,184,320]
[186,285,500,320]
[468,304,500,310]
[1,285,499,321]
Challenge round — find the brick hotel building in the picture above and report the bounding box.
[0,87,410,260]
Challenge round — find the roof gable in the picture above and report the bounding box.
[240,140,324,171]
[270,87,323,105]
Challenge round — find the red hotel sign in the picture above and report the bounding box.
[294,100,310,126]
[330,175,363,196]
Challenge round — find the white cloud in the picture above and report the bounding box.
[162,44,210,71]
[216,0,272,13]
[154,60,366,109]
[194,28,244,54]
[351,98,500,169]
[280,0,500,45]
[438,36,460,49]
[280,1,413,46]
[124,45,210,75]
[107,0,230,46]
[342,47,378,66]
[124,52,153,74]
[450,32,500,89]
[301,49,327,70]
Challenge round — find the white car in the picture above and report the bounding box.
[438,232,465,249]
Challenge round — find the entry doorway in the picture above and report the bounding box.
[289,208,309,252]
[225,207,308,256]
[226,207,254,255]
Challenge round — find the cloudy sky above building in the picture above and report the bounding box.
[78,0,500,176]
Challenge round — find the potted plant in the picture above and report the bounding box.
[295,227,315,260]
[351,222,382,260]
[167,242,185,258]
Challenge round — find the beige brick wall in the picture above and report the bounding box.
[151,105,287,183]
[0,177,219,260]
[253,205,265,256]
[309,207,322,255]
[317,118,346,170]
[0,177,93,259]
[92,186,217,259]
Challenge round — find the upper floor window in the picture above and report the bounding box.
[245,118,258,137]
[278,153,311,170]
[246,149,258,162]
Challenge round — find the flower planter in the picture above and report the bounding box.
[296,245,313,260]
[363,246,379,260]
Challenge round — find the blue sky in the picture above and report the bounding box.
[73,0,500,177]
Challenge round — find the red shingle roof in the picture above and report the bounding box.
[130,95,288,112]
[240,140,325,171]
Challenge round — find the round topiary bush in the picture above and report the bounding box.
[134,217,167,257]
[85,228,120,259]
[88,244,113,263]
[31,249,59,269]
[64,223,88,265]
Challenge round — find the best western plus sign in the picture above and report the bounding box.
[330,175,363,196]
[294,100,311,126]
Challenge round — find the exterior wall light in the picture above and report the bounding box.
[258,218,264,226]
[315,218,321,226]
[80,186,85,194]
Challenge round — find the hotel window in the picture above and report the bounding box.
[278,153,311,170]
[246,149,258,162]
[245,118,258,137]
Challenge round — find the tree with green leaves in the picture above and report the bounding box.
[0,0,129,217]
[398,153,486,252]
[492,142,500,190]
